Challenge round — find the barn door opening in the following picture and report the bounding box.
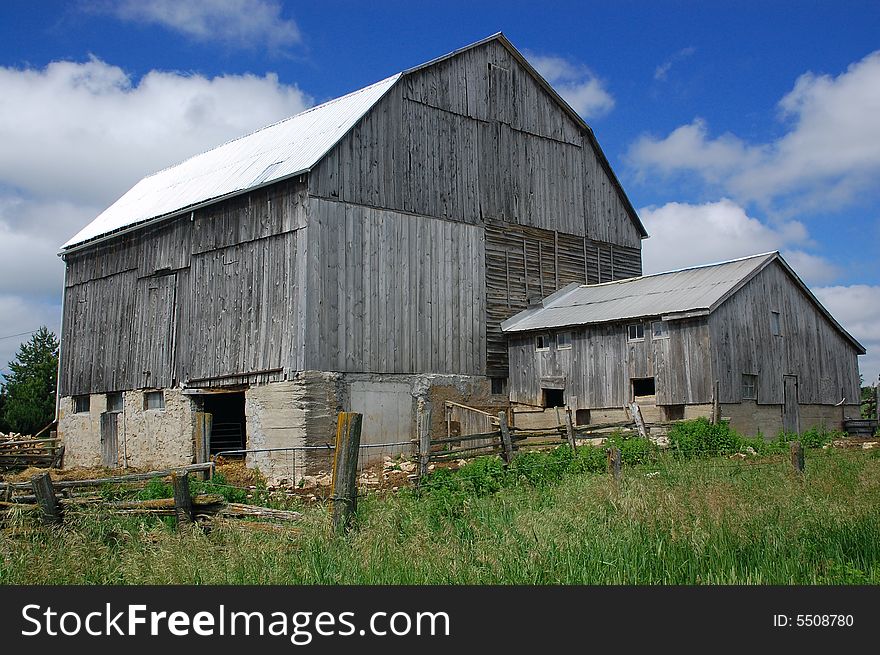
[201,392,247,457]
[783,375,800,434]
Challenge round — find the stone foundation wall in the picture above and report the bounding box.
[58,389,195,470]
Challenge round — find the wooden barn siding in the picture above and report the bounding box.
[507,318,712,408]
[60,180,307,396]
[309,40,642,248]
[709,262,860,405]
[303,198,485,375]
[485,223,640,376]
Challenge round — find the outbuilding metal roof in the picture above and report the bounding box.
[61,73,400,249]
[501,251,865,353]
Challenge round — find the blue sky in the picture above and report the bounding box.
[0,1,878,382]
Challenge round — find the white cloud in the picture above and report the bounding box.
[0,56,311,207]
[104,0,300,51]
[654,46,696,81]
[0,56,312,380]
[629,50,880,211]
[639,199,839,284]
[525,52,615,119]
[813,285,880,385]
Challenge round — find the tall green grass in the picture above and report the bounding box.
[1,445,877,585]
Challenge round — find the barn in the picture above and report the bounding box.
[501,252,865,436]
[56,34,647,482]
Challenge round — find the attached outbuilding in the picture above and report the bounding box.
[501,252,865,436]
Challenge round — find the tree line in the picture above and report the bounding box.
[0,326,58,435]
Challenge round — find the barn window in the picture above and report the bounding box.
[627,323,645,341]
[771,311,781,336]
[73,395,90,414]
[575,409,591,425]
[663,405,685,421]
[144,390,165,411]
[652,321,669,339]
[556,331,572,349]
[535,334,551,351]
[543,388,565,408]
[106,392,123,413]
[490,377,507,395]
[631,377,655,398]
[742,374,758,400]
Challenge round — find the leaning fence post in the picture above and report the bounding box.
[332,412,363,532]
[31,472,62,525]
[172,471,195,525]
[790,441,805,474]
[607,447,621,481]
[564,408,577,452]
[498,411,513,464]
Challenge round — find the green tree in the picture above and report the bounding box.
[1,327,59,435]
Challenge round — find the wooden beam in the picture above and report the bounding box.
[172,471,194,525]
[564,408,577,452]
[607,447,621,481]
[790,441,805,474]
[498,411,513,464]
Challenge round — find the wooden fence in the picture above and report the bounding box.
[0,436,63,469]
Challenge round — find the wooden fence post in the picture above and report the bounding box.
[193,412,212,481]
[790,441,805,474]
[172,471,194,525]
[498,411,513,464]
[332,412,363,532]
[711,380,721,425]
[564,408,577,452]
[418,402,432,482]
[31,472,62,525]
[607,447,621,481]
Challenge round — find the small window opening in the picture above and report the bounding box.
[663,404,685,421]
[575,409,591,425]
[106,392,123,413]
[490,377,507,395]
[771,311,781,336]
[652,321,669,339]
[535,334,551,351]
[556,331,572,349]
[742,374,758,400]
[627,323,645,341]
[144,390,165,411]
[73,395,90,414]
[632,378,656,398]
[543,388,565,408]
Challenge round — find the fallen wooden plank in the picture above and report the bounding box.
[219,503,303,522]
[0,462,214,492]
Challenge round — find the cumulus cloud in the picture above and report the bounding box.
[99,0,301,51]
[813,285,880,385]
[525,52,615,119]
[629,50,880,211]
[0,56,311,207]
[0,56,312,377]
[638,199,840,283]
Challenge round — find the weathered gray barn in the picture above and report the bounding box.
[502,252,865,436]
[57,34,647,481]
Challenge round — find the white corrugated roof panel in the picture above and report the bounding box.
[62,73,401,249]
[501,253,777,332]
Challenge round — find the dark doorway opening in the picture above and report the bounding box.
[632,377,656,398]
[542,388,565,408]
[202,392,246,457]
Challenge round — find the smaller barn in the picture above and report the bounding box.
[501,252,865,437]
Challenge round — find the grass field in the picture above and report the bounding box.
[2,442,878,585]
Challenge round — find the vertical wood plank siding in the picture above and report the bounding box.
[507,318,711,408]
[60,180,308,395]
[309,40,643,377]
[709,262,860,405]
[304,198,485,375]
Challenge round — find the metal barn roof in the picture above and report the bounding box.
[502,253,777,332]
[62,33,647,252]
[61,74,400,249]
[501,251,865,353]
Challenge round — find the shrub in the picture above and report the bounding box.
[667,417,742,458]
